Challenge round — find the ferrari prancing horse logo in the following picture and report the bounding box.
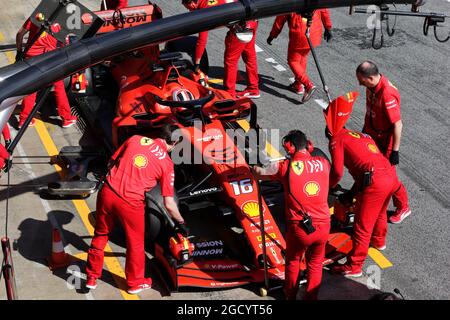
[291,161,304,176]
[367,143,379,154]
[348,132,361,139]
[140,137,153,146]
[208,0,218,5]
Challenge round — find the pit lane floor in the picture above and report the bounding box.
[0,0,448,300]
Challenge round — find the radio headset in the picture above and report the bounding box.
[282,135,316,235]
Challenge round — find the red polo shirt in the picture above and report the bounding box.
[274,150,330,224]
[106,135,175,208]
[362,75,401,152]
[329,129,393,188]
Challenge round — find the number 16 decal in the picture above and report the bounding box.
[230,179,253,195]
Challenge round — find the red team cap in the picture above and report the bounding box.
[323,92,359,136]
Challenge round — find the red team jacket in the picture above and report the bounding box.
[106,136,175,208]
[274,150,331,224]
[269,10,332,50]
[329,129,393,189]
[362,75,402,154]
[185,0,258,63]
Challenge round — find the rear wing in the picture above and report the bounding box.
[83,4,162,35]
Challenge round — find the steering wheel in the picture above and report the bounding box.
[154,93,215,110]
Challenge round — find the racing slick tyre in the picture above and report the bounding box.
[165,36,209,74]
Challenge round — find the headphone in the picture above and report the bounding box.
[282,136,297,156]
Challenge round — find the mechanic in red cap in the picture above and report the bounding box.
[324,93,401,276]
[267,10,332,103]
[100,0,128,10]
[253,130,330,300]
[356,61,411,224]
[15,19,77,129]
[85,124,187,294]
[182,0,260,99]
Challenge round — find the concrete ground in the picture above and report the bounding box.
[0,0,448,300]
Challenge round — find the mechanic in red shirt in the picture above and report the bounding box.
[100,0,128,10]
[267,10,332,103]
[182,0,260,99]
[253,130,330,300]
[85,125,186,294]
[15,19,77,129]
[356,61,411,224]
[325,102,401,276]
[0,144,10,173]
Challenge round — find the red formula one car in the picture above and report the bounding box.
[59,3,354,293]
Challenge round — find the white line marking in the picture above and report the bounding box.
[274,65,286,72]
[314,99,329,110]
[255,44,263,53]
[265,57,276,63]
[11,130,95,300]
[289,77,295,83]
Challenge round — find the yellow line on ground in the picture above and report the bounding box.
[237,119,283,159]
[208,78,223,84]
[368,248,393,269]
[33,119,138,300]
[0,32,16,64]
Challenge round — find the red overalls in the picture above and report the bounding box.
[100,0,128,10]
[86,136,175,287]
[269,10,332,90]
[362,75,409,212]
[19,19,73,125]
[329,129,400,272]
[274,150,330,300]
[186,0,259,97]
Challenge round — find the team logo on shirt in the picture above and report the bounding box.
[241,201,264,218]
[348,132,361,139]
[208,0,218,5]
[367,143,379,154]
[133,154,148,169]
[291,161,304,176]
[140,137,153,146]
[303,181,320,197]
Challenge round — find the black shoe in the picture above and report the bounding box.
[302,84,317,103]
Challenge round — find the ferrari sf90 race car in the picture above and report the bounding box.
[46,2,354,292]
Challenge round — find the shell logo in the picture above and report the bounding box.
[291,161,304,176]
[367,143,379,154]
[304,181,320,197]
[133,154,148,169]
[348,132,361,139]
[140,137,153,146]
[241,201,264,218]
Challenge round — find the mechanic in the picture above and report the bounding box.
[15,19,77,129]
[100,0,128,10]
[356,61,411,224]
[85,124,187,294]
[0,144,10,173]
[253,130,330,300]
[2,125,11,149]
[267,10,332,103]
[181,0,260,99]
[325,108,401,276]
